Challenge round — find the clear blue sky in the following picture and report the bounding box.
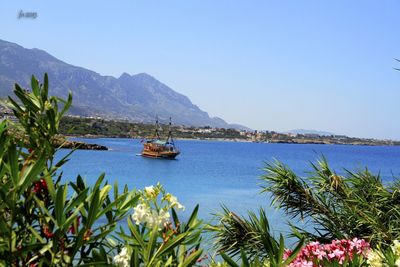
[1,1,400,139]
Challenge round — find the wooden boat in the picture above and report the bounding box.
[141,118,180,159]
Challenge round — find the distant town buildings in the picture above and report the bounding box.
[0,105,17,122]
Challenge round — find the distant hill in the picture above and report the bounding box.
[0,39,246,129]
[285,129,335,136]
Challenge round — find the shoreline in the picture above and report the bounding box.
[65,135,399,147]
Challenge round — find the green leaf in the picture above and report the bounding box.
[277,234,285,265]
[185,204,199,231]
[64,187,89,214]
[87,187,100,228]
[114,179,119,199]
[7,144,19,186]
[31,75,40,96]
[96,192,137,220]
[55,185,67,225]
[41,73,49,100]
[180,248,203,267]
[19,156,46,193]
[99,184,112,203]
[221,253,239,267]
[93,173,105,192]
[71,228,86,258]
[132,249,140,267]
[26,241,53,266]
[171,207,180,229]
[32,195,57,224]
[283,237,304,265]
[91,228,114,242]
[27,226,45,243]
[61,202,84,232]
[154,232,189,258]
[127,219,145,250]
[145,224,159,264]
[7,95,24,113]
[241,249,250,267]
[58,92,72,118]
[76,174,86,191]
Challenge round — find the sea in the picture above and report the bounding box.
[56,138,400,237]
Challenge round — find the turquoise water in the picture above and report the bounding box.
[57,138,400,234]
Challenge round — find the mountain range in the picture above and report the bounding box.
[0,39,244,128]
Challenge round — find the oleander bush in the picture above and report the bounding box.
[0,74,204,266]
[116,183,203,267]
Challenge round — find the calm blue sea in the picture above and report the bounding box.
[56,138,400,235]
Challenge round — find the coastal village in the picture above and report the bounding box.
[1,105,398,146]
[59,114,400,146]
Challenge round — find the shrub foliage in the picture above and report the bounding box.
[260,157,400,247]
[0,74,203,266]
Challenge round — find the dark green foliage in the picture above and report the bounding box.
[7,73,71,162]
[59,116,247,140]
[260,157,400,247]
[0,74,138,266]
[119,205,203,266]
[60,116,137,137]
[0,73,206,266]
[209,206,304,265]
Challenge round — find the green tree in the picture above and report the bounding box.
[260,157,400,247]
[209,206,303,266]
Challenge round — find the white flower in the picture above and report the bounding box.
[159,209,171,226]
[146,209,158,229]
[113,247,130,267]
[132,203,171,230]
[166,194,185,211]
[144,185,156,197]
[132,203,150,225]
[367,250,383,267]
[395,258,400,267]
[170,195,185,210]
[392,240,400,257]
[146,209,170,230]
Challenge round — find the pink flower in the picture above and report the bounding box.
[286,238,370,266]
[313,248,326,260]
[284,249,293,260]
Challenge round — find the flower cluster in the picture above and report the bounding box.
[132,203,170,230]
[33,178,48,195]
[164,193,185,210]
[131,183,184,230]
[285,238,370,266]
[113,247,131,267]
[367,250,383,267]
[367,240,400,267]
[392,240,400,259]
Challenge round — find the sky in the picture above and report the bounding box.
[1,1,400,139]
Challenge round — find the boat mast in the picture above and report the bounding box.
[166,117,174,145]
[154,116,161,139]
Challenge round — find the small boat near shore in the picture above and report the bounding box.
[140,118,180,159]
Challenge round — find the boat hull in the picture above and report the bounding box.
[141,150,180,159]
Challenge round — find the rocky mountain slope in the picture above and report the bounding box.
[0,39,240,128]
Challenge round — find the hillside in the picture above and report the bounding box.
[0,39,242,128]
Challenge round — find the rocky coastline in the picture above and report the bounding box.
[60,140,108,150]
